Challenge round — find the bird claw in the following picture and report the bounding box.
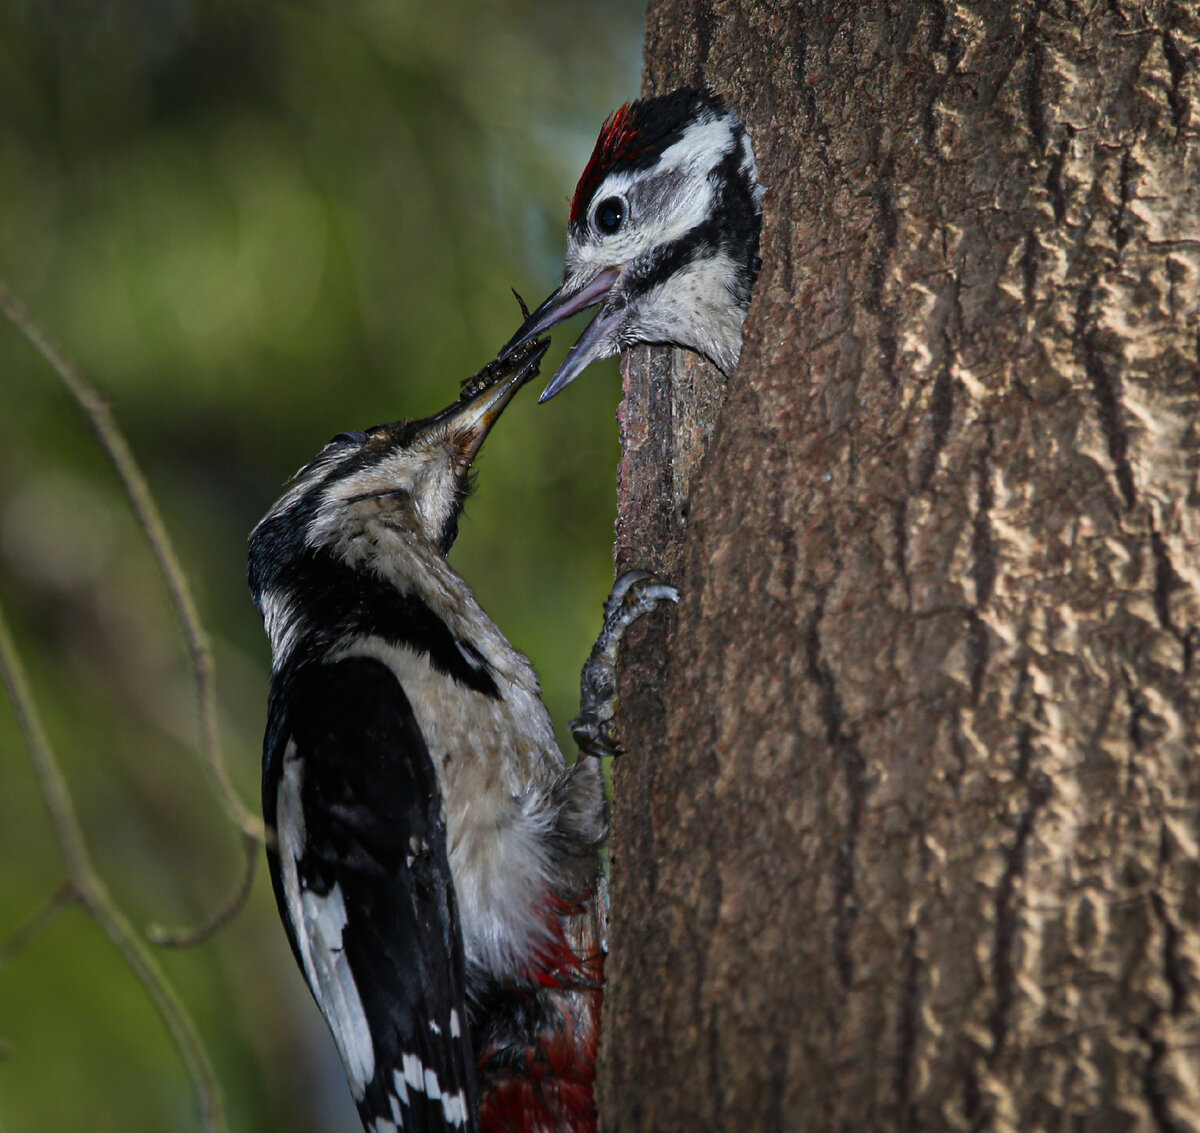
[571,570,679,758]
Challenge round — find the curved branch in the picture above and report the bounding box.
[0,277,263,845]
[0,882,77,972]
[149,833,260,949]
[0,601,228,1133]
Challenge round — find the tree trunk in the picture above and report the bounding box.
[600,3,1200,1131]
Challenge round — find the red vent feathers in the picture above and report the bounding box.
[569,103,644,224]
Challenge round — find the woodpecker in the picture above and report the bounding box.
[504,87,765,401]
[249,338,676,1133]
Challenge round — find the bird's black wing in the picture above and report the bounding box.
[263,654,479,1133]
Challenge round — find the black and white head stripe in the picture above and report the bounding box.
[568,88,729,227]
[251,339,549,578]
[501,87,765,400]
[253,519,501,696]
[574,92,761,279]
[263,656,480,1132]
[611,110,763,311]
[248,427,501,686]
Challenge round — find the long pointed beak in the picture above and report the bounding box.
[501,266,622,359]
[431,337,551,463]
[537,303,627,402]
[500,266,627,400]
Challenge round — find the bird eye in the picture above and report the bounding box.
[594,196,625,235]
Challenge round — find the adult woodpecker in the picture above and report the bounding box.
[504,87,765,401]
[249,339,676,1133]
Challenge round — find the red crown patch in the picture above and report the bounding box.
[569,103,647,225]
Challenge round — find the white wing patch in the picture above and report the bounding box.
[300,885,375,1098]
[441,1089,470,1126]
[277,741,376,1100]
[402,1052,425,1094]
[391,1053,468,1128]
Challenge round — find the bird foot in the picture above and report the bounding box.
[571,570,679,758]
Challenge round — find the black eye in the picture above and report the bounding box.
[594,196,625,234]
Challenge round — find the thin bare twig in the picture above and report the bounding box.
[0,882,77,972]
[149,833,259,948]
[0,602,228,1133]
[0,278,263,846]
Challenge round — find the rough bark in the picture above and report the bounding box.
[600,3,1200,1131]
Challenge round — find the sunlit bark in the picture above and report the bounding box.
[602,4,1200,1130]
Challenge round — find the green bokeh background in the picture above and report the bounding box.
[0,3,643,1129]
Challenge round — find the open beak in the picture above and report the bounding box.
[500,265,623,402]
[432,336,551,463]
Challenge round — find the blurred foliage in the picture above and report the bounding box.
[0,1,643,1130]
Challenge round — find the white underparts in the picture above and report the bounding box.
[331,633,566,982]
[625,250,746,372]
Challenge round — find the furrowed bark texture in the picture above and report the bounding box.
[602,3,1200,1131]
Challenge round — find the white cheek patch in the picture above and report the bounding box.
[315,448,419,508]
[626,250,746,372]
[567,165,715,282]
[566,116,737,282]
[306,444,457,552]
[411,459,459,548]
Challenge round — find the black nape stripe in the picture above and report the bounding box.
[624,135,761,306]
[261,538,501,699]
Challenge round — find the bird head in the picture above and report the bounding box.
[504,88,764,402]
[249,338,550,619]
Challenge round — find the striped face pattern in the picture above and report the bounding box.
[503,88,765,402]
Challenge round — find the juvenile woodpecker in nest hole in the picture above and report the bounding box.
[249,339,676,1133]
[504,87,765,401]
